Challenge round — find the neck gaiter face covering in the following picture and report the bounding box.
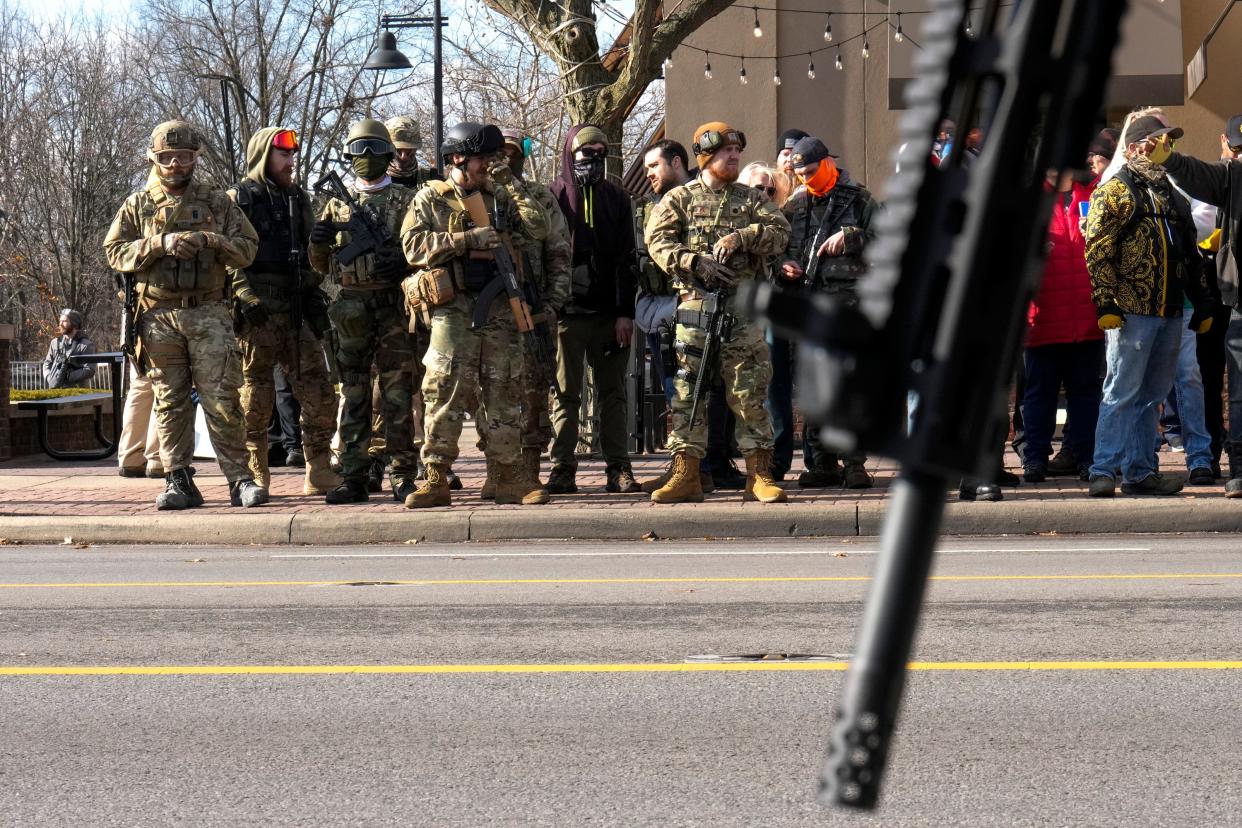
[573,157,604,187]
[352,153,391,181]
[388,155,418,178]
[802,158,840,197]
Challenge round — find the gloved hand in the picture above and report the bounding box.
[1189,312,1213,334]
[1146,134,1173,166]
[310,219,336,244]
[1097,313,1124,331]
[1200,228,1222,253]
[374,248,408,283]
[459,226,500,251]
[241,301,269,329]
[693,255,739,289]
[168,231,204,260]
[488,159,514,186]
[712,231,743,263]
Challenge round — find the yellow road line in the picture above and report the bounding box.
[2,573,1242,589]
[3,660,1242,676]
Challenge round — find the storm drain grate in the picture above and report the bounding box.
[685,653,851,663]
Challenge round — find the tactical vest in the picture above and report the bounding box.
[424,180,509,293]
[328,183,414,289]
[233,180,308,295]
[788,183,870,295]
[136,182,227,300]
[635,196,670,296]
[684,181,764,282]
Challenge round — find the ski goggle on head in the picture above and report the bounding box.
[345,137,394,157]
[271,129,299,152]
[692,129,747,157]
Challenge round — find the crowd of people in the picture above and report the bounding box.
[88,103,1242,510]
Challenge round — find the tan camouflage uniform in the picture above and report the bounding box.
[645,178,791,458]
[400,178,548,469]
[308,182,418,486]
[103,176,259,481]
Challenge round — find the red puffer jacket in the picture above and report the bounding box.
[1027,180,1104,347]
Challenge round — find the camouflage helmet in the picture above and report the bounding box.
[385,116,421,150]
[148,120,202,155]
[344,118,394,156]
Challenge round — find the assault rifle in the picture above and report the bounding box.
[741,0,1128,809]
[678,284,735,430]
[312,170,399,270]
[113,270,142,375]
[289,191,304,379]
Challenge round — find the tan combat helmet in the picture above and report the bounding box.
[147,120,202,162]
[385,116,421,151]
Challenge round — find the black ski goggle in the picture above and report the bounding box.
[345,137,394,157]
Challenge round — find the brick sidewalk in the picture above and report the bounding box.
[0,420,1210,517]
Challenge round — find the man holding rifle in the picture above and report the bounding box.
[399,121,549,508]
[778,136,878,489]
[229,127,340,500]
[644,121,791,504]
[308,118,418,505]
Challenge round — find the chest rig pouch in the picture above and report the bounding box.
[428,181,497,293]
[142,189,221,295]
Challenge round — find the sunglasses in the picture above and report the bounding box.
[576,147,607,160]
[271,129,299,152]
[345,137,393,157]
[153,150,196,166]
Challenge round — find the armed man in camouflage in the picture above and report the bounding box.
[103,120,264,510]
[399,121,549,508]
[386,115,441,189]
[308,118,418,505]
[778,136,878,490]
[229,127,340,499]
[644,121,792,504]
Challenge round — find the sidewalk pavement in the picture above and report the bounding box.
[1,424,1238,545]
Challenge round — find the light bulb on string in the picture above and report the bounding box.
[739,59,748,85]
[835,48,843,71]
[807,55,816,79]
[823,12,832,42]
[774,66,782,86]
[753,6,762,37]
[704,53,712,80]
[965,14,974,36]
[862,39,870,59]
[894,13,904,42]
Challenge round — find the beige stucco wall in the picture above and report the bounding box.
[1163,0,1242,162]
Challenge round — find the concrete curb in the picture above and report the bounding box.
[2,496,1240,545]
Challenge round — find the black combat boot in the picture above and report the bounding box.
[798,453,843,488]
[326,478,370,504]
[1225,445,1242,498]
[156,468,199,511]
[546,465,578,494]
[229,478,268,507]
[367,457,386,493]
[391,473,417,502]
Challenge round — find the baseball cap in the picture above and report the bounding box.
[1087,128,1120,159]
[1226,115,1242,149]
[789,136,837,169]
[1123,115,1183,146]
[777,128,808,154]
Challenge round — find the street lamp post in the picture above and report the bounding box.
[198,73,261,182]
[363,6,449,164]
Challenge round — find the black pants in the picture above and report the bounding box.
[267,364,302,461]
[1196,303,1229,461]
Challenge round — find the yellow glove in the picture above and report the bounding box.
[1147,134,1173,166]
[1200,228,1222,253]
[1098,313,1124,331]
[1197,317,1213,334]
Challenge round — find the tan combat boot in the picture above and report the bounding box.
[494,461,550,505]
[744,449,788,503]
[523,448,544,487]
[405,462,452,508]
[644,461,715,494]
[480,459,498,501]
[247,442,271,492]
[304,449,342,496]
[651,453,704,503]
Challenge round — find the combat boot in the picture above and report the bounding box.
[325,478,369,504]
[797,454,843,488]
[406,462,452,508]
[710,458,747,491]
[248,443,271,491]
[546,464,578,494]
[156,468,199,511]
[842,460,874,489]
[229,478,268,508]
[651,453,704,504]
[445,467,464,491]
[367,456,386,493]
[523,448,544,487]
[606,463,642,493]
[744,449,788,503]
[1226,445,1242,498]
[480,459,499,501]
[184,467,204,507]
[640,463,673,494]
[391,473,417,502]
[495,462,551,505]
[304,451,342,496]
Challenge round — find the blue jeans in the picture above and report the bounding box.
[1158,324,1212,471]
[1023,340,1104,467]
[767,330,803,478]
[1090,313,1182,484]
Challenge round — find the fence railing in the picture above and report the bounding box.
[9,361,113,392]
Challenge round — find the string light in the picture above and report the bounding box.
[773,67,782,86]
[823,12,832,42]
[807,54,816,79]
[753,6,762,37]
[703,52,712,80]
[862,38,870,58]
[894,12,904,42]
[835,47,843,70]
[739,58,748,84]
[964,14,974,36]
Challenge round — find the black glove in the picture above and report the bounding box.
[310,219,336,244]
[241,301,269,329]
[374,247,407,283]
[303,289,332,337]
[693,255,739,290]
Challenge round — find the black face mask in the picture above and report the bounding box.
[573,157,604,187]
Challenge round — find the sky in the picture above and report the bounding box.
[10,0,132,23]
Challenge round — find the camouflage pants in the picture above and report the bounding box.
[422,295,522,466]
[368,323,428,460]
[238,312,339,478]
[140,301,249,481]
[667,300,774,459]
[476,346,553,454]
[329,288,416,481]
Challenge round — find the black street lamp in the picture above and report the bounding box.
[364,7,449,164]
[198,73,261,181]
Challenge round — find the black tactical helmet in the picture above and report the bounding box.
[440,122,503,163]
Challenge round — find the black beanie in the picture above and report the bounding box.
[778,128,809,155]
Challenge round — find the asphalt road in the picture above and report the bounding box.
[2,535,1242,825]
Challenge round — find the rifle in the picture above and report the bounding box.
[113,270,143,376]
[741,0,1127,809]
[289,191,304,379]
[312,170,399,270]
[678,287,734,430]
[517,255,562,395]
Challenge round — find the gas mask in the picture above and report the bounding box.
[352,153,391,181]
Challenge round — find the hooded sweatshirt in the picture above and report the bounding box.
[548,124,637,318]
[229,127,317,305]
